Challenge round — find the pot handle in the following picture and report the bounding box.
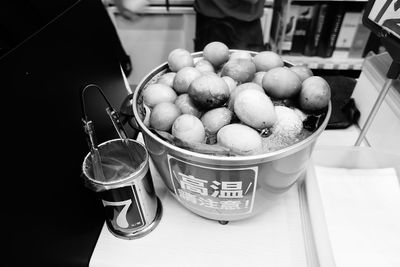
[119,93,141,139]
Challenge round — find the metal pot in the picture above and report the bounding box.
[131,51,331,222]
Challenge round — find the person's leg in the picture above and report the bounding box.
[194,12,207,51]
[234,18,265,51]
[194,13,241,51]
[194,13,264,52]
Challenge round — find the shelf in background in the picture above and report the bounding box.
[282,55,365,70]
[292,0,368,2]
[147,0,274,7]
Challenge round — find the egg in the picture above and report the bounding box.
[168,48,194,72]
[262,67,302,99]
[201,107,233,134]
[173,67,202,94]
[142,83,177,108]
[150,102,182,131]
[174,93,202,118]
[157,72,176,88]
[228,82,264,110]
[293,108,307,122]
[221,58,256,83]
[253,51,284,72]
[172,114,205,143]
[203,41,230,67]
[271,106,303,138]
[298,76,331,112]
[217,123,262,155]
[222,76,237,93]
[194,59,215,74]
[188,74,230,109]
[233,89,276,129]
[289,65,313,82]
[229,50,253,61]
[252,71,267,87]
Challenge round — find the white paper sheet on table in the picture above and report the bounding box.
[314,166,400,267]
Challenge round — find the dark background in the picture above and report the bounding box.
[1,0,131,265]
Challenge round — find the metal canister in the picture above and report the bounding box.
[82,138,162,239]
[131,51,331,222]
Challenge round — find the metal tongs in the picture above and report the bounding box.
[80,84,141,182]
[83,119,106,181]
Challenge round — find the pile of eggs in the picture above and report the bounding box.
[139,42,331,156]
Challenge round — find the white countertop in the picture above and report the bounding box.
[103,54,400,266]
[89,126,368,267]
[90,168,308,267]
[315,125,364,147]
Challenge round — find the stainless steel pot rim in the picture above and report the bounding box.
[132,50,332,163]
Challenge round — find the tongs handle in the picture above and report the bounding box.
[80,84,144,173]
[80,84,112,149]
[106,106,144,164]
[80,84,115,181]
[82,118,107,181]
[106,107,128,142]
[83,120,98,149]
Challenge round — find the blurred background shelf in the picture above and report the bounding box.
[282,55,365,70]
[292,0,368,2]
[268,0,385,77]
[144,0,275,7]
[107,0,384,83]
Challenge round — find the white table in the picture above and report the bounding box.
[89,126,366,267]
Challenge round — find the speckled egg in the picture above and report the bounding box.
[233,89,276,129]
[217,123,263,155]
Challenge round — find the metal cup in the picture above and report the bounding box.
[82,138,162,239]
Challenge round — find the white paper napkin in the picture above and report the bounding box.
[314,166,400,267]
